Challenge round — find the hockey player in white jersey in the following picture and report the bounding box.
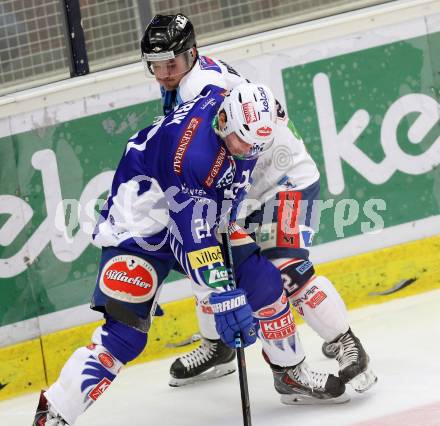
[141,14,377,393]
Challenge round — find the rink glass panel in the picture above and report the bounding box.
[0,0,391,94]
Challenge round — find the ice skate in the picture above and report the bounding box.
[322,341,339,359]
[268,357,349,405]
[33,390,67,426]
[333,328,378,393]
[169,338,236,387]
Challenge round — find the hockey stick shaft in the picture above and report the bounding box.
[221,229,252,426]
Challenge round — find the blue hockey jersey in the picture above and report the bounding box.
[94,85,256,289]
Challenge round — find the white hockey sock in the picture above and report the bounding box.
[193,284,220,340]
[254,294,305,367]
[290,275,349,342]
[260,329,306,367]
[195,298,220,340]
[45,342,123,425]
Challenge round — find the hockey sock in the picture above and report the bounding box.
[290,275,349,342]
[45,319,147,424]
[254,292,305,367]
[195,293,221,340]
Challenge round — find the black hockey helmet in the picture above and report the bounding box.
[141,14,197,78]
[141,14,196,57]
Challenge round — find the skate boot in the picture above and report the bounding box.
[169,338,236,387]
[333,328,378,393]
[266,355,349,405]
[33,390,67,425]
[321,341,339,359]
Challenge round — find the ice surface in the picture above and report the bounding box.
[2,290,439,426]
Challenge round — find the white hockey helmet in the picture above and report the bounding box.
[216,82,276,159]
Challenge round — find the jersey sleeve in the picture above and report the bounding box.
[93,124,166,247]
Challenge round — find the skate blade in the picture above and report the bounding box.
[348,368,378,393]
[280,392,350,405]
[168,361,236,387]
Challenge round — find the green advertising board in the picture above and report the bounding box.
[1,31,440,331]
[0,99,182,327]
[282,31,440,244]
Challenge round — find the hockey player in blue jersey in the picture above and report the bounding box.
[141,13,377,393]
[32,83,348,425]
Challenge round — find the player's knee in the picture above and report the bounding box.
[75,344,123,377]
[279,258,315,298]
[236,253,284,311]
[252,290,288,319]
[92,317,148,364]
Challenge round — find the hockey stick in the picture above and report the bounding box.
[221,226,252,426]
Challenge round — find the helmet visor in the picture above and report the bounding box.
[142,49,194,79]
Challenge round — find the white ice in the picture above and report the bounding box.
[1,290,440,426]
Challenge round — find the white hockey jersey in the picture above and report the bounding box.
[163,55,319,211]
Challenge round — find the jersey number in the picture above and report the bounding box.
[194,219,212,240]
